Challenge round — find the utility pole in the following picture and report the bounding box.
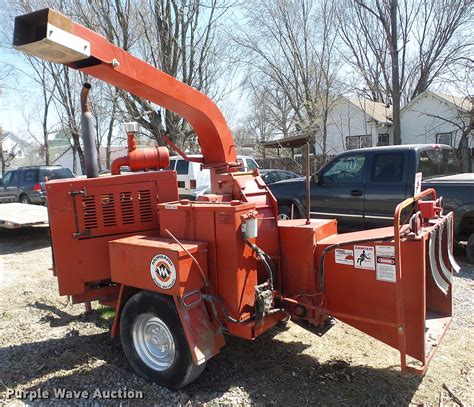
[390,0,401,145]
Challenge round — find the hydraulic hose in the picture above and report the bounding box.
[244,239,274,290]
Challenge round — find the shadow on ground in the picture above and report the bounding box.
[0,322,422,405]
[0,226,50,255]
[29,301,113,329]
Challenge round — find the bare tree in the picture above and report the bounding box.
[346,0,402,144]
[244,83,294,142]
[72,0,237,154]
[234,0,342,161]
[338,0,473,105]
[24,58,58,164]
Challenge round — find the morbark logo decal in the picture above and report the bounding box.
[150,254,176,289]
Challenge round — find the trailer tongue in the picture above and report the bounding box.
[13,8,459,388]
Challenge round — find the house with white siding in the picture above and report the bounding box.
[1,132,42,170]
[316,97,393,156]
[400,91,472,148]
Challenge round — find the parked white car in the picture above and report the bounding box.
[168,155,259,199]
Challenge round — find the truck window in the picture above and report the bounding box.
[2,171,13,186]
[246,159,258,170]
[10,171,20,186]
[175,160,190,175]
[417,149,460,179]
[323,154,366,183]
[167,159,176,171]
[21,169,37,186]
[41,167,74,180]
[370,153,404,182]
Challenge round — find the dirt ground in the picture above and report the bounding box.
[0,226,472,406]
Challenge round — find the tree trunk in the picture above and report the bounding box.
[42,115,49,165]
[72,145,77,175]
[0,129,4,176]
[391,0,401,145]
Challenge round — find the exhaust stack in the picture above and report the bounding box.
[80,83,99,178]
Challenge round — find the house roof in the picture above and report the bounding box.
[401,91,473,114]
[345,97,393,124]
[1,132,32,147]
[432,93,472,112]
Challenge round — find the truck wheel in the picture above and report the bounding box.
[120,291,206,389]
[467,233,474,264]
[19,194,31,204]
[278,204,299,220]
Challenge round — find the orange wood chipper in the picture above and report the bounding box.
[13,8,460,389]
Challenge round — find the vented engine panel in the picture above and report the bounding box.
[46,171,178,297]
[74,184,157,238]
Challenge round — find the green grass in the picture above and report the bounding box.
[94,304,115,328]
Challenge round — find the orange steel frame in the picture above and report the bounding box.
[14,8,456,377]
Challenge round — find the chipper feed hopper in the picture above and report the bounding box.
[13,9,460,389]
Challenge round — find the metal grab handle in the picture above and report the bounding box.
[393,188,437,236]
[392,188,436,376]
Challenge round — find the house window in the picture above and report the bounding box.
[346,135,372,150]
[346,136,359,150]
[360,135,372,148]
[377,134,389,146]
[436,132,453,146]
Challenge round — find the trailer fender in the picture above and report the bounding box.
[173,293,225,365]
[111,284,140,338]
[112,287,225,366]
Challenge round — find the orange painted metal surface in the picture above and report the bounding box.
[109,235,208,297]
[111,131,170,175]
[46,171,178,297]
[158,200,258,323]
[174,296,225,365]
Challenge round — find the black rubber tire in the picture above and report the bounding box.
[278,204,299,220]
[467,233,474,264]
[19,194,31,204]
[120,291,206,389]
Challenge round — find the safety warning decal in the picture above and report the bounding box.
[375,245,396,282]
[354,245,375,270]
[335,249,354,265]
[150,254,177,289]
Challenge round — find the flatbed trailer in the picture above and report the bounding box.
[0,203,48,229]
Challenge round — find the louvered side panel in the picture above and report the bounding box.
[76,182,159,238]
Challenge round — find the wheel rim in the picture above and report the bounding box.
[132,314,176,371]
[278,213,290,220]
[21,197,28,203]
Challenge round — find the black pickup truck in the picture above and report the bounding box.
[269,144,474,261]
